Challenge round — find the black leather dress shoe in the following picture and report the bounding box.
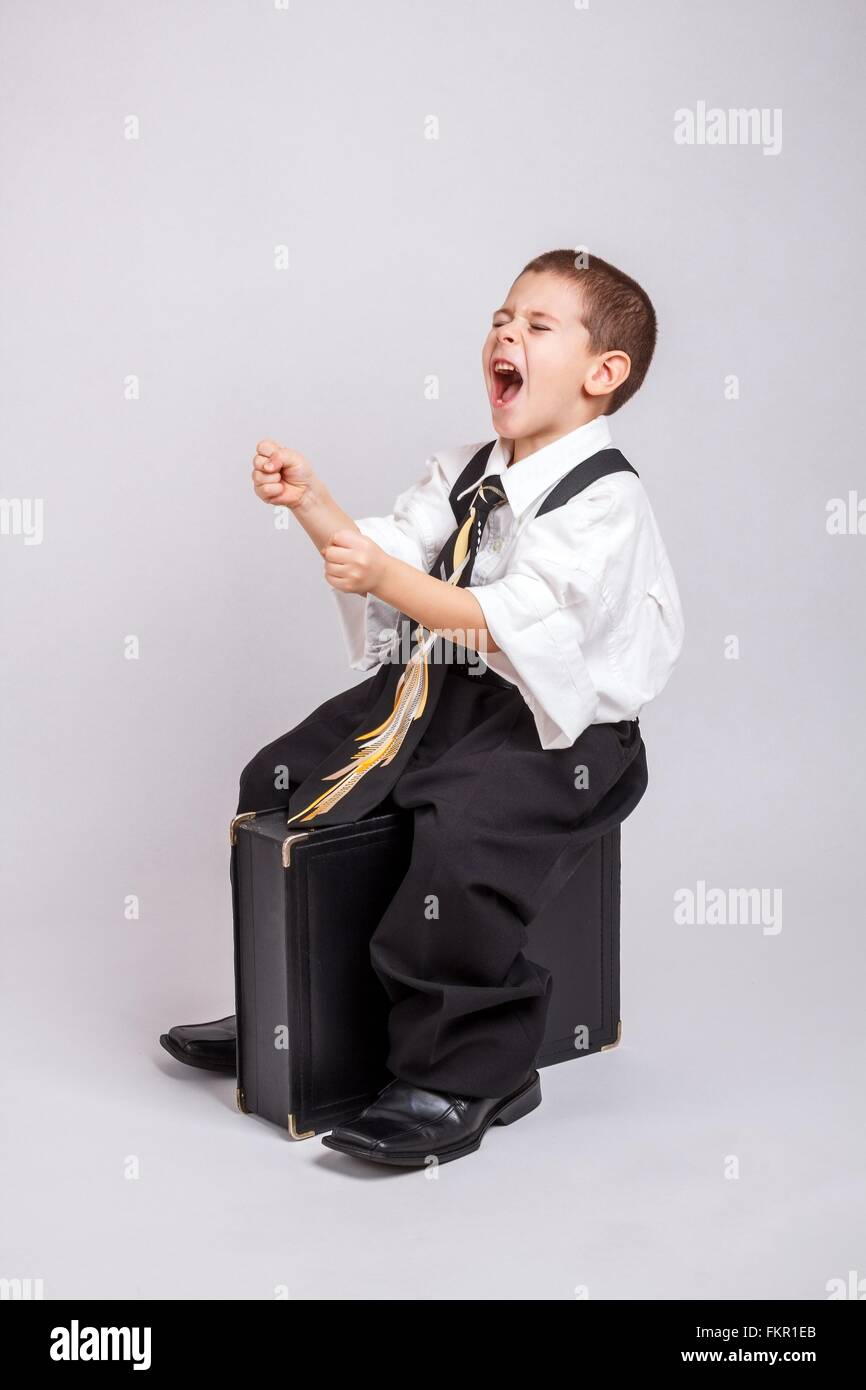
[320,1070,542,1166]
[159,1015,237,1073]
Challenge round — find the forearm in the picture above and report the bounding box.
[292,480,359,552]
[372,555,501,655]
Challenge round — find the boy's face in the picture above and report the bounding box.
[482,270,608,440]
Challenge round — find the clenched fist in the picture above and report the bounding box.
[322,528,389,596]
[252,439,316,508]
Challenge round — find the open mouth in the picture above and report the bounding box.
[491,358,524,408]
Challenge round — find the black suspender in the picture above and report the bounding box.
[448,441,638,525]
[536,447,638,516]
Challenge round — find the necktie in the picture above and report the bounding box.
[285,472,508,826]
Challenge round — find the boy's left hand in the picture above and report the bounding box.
[322,528,388,595]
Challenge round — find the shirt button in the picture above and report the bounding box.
[491,538,503,552]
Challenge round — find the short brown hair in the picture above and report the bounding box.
[518,248,657,414]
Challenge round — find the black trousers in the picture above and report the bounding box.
[233,664,648,1098]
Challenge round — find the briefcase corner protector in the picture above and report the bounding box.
[229,812,257,845]
[599,1019,623,1051]
[288,1114,317,1140]
[282,831,312,868]
[237,1089,316,1141]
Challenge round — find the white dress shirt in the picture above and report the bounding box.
[330,415,685,750]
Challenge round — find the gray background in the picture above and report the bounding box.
[2,0,864,1301]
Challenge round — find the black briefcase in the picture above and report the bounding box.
[231,808,622,1140]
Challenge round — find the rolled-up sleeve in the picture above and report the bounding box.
[609,548,686,704]
[470,567,602,749]
[330,454,457,671]
[468,475,684,749]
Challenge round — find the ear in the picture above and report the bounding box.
[585,350,631,403]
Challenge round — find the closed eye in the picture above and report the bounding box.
[491,319,552,331]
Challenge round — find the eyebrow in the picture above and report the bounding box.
[492,307,560,323]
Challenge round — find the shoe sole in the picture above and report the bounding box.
[319,1071,542,1166]
[159,1034,236,1074]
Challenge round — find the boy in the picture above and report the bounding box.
[160,248,685,1167]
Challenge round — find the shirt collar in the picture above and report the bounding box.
[481,415,614,520]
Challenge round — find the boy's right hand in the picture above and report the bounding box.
[252,439,316,509]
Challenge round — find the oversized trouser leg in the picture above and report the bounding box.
[366,673,649,1099]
